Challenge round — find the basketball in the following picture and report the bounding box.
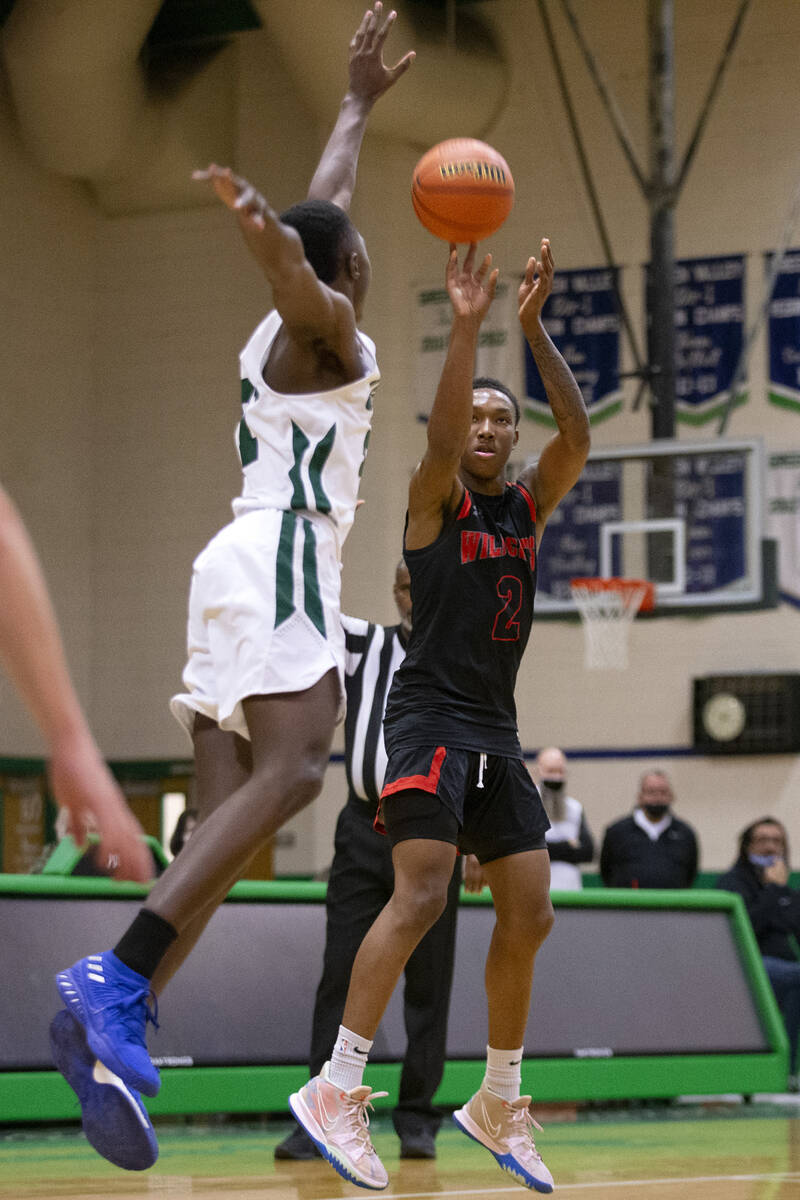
[411,138,515,243]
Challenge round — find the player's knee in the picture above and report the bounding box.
[252,755,327,829]
[526,896,555,948]
[396,877,450,937]
[283,756,327,816]
[503,896,554,950]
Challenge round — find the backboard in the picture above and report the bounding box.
[535,437,767,614]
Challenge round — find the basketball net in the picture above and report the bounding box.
[569,577,655,670]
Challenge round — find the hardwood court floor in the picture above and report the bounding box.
[3,1101,800,1200]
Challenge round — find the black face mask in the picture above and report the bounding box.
[542,779,564,793]
[642,804,669,821]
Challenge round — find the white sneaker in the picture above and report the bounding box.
[453,1086,554,1193]
[288,1062,389,1190]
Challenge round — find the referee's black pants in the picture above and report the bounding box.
[308,796,461,1139]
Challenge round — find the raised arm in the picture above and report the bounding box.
[0,487,151,882]
[516,240,590,542]
[195,166,360,366]
[406,244,498,550]
[307,3,415,210]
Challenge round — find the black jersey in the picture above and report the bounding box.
[384,481,537,757]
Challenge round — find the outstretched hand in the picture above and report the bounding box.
[518,237,554,334]
[193,164,284,273]
[193,164,269,230]
[446,243,499,326]
[349,2,415,103]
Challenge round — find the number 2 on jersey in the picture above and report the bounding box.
[492,574,522,641]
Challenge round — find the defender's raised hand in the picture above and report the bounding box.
[518,238,555,335]
[193,164,268,228]
[349,3,415,104]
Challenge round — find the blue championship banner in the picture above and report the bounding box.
[767,249,800,415]
[667,254,746,426]
[523,266,622,427]
[659,451,747,593]
[536,459,623,605]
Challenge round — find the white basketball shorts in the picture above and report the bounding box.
[170,508,345,742]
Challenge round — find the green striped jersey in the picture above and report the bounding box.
[233,311,380,548]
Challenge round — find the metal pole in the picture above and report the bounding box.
[536,0,647,387]
[647,0,677,440]
[675,0,752,198]
[560,0,648,198]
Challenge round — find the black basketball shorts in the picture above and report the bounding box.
[379,744,550,865]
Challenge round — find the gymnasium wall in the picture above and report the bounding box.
[0,70,98,754]
[0,1,799,877]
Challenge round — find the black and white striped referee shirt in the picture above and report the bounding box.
[342,617,408,806]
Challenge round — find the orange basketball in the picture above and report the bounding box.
[411,138,514,243]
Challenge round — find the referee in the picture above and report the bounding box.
[275,560,468,1161]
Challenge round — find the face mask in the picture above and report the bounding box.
[642,804,669,821]
[541,779,564,793]
[748,853,778,869]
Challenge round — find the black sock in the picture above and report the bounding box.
[113,908,178,981]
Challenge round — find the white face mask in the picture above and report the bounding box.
[748,853,778,869]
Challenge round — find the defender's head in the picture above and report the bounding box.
[279,199,371,322]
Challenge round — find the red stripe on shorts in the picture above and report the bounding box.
[374,745,448,834]
[381,745,447,798]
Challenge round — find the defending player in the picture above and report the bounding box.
[289,239,590,1192]
[48,4,414,1171]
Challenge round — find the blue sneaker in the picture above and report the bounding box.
[49,1009,158,1171]
[55,952,161,1097]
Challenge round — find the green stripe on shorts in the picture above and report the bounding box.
[275,511,296,627]
[302,519,325,636]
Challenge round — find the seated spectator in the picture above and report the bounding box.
[48,806,164,879]
[716,817,800,1090]
[599,770,698,889]
[535,746,594,890]
[169,807,198,858]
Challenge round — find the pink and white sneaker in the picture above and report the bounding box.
[453,1085,554,1192]
[288,1062,389,1190]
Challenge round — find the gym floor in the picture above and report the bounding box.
[2,1098,800,1199]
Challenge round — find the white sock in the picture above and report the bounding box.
[483,1044,523,1101]
[328,1025,373,1092]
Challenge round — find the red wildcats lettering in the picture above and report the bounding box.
[460,531,536,568]
[460,531,482,563]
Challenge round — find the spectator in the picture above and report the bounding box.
[599,770,698,889]
[169,808,198,859]
[716,817,800,1089]
[534,746,594,890]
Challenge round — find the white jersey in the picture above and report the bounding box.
[546,793,588,891]
[232,310,380,551]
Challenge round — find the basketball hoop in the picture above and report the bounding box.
[569,577,655,670]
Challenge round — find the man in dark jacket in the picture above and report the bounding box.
[599,770,698,889]
[717,816,800,1088]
